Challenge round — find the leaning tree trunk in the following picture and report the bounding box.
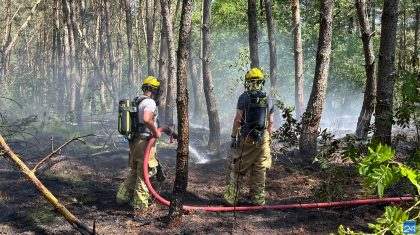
[0,135,94,235]
[202,0,220,151]
[292,0,305,119]
[168,0,193,218]
[355,0,376,138]
[161,0,177,125]
[0,0,42,78]
[264,0,277,93]
[374,0,399,145]
[248,0,259,68]
[299,0,334,159]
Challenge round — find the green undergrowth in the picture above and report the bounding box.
[28,205,59,225]
[42,170,83,184]
[332,143,420,235]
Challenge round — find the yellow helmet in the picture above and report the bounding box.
[142,75,161,94]
[244,68,265,91]
[143,76,160,87]
[245,68,264,80]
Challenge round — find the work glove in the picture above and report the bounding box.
[230,135,237,149]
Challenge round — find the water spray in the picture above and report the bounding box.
[144,126,413,212]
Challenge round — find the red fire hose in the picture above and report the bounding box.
[143,126,413,212]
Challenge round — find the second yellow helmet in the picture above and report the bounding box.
[245,68,264,80]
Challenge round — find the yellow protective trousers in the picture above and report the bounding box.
[223,131,271,206]
[116,137,158,209]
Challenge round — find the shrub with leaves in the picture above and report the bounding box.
[394,70,420,144]
[336,143,420,235]
[271,99,301,154]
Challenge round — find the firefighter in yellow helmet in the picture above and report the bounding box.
[223,68,275,206]
[116,76,164,210]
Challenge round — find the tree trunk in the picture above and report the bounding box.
[146,0,157,75]
[168,0,193,218]
[104,0,118,103]
[0,0,42,78]
[299,0,334,159]
[53,0,66,113]
[248,0,259,68]
[99,2,108,112]
[62,0,78,114]
[124,0,134,97]
[264,0,277,94]
[161,0,177,125]
[373,0,398,145]
[202,0,220,151]
[158,26,169,124]
[1,0,12,78]
[413,6,419,69]
[355,0,376,138]
[292,0,305,120]
[371,0,375,32]
[75,0,86,125]
[189,32,204,121]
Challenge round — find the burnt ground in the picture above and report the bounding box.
[0,122,412,235]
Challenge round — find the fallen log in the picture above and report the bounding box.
[0,134,94,235]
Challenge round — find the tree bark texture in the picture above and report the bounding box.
[189,32,204,121]
[0,0,42,78]
[62,0,78,113]
[0,135,93,235]
[53,0,66,113]
[161,0,177,125]
[146,0,157,75]
[158,26,169,124]
[371,0,376,32]
[292,0,305,120]
[374,0,399,145]
[264,0,277,93]
[104,0,118,111]
[1,0,12,77]
[248,0,259,68]
[124,0,134,97]
[202,0,221,151]
[355,0,377,138]
[168,0,193,218]
[413,6,419,69]
[299,0,334,158]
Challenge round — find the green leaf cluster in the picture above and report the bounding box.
[367,206,409,235]
[336,143,420,234]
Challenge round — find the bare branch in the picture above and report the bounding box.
[0,96,23,108]
[32,134,95,173]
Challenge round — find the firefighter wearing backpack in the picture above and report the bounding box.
[223,68,275,206]
[116,76,162,210]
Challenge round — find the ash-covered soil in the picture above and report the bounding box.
[0,124,408,235]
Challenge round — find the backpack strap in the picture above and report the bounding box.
[131,95,152,135]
